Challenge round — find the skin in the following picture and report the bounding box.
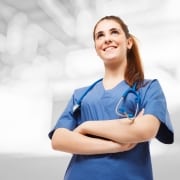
[94,19,133,89]
[51,19,160,155]
[74,110,160,144]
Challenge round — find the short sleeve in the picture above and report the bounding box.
[142,79,174,144]
[48,94,77,139]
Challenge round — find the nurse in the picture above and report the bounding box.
[49,15,174,180]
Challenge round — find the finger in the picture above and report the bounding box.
[125,143,136,150]
[137,108,144,117]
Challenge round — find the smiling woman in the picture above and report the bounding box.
[93,16,143,88]
[49,15,174,180]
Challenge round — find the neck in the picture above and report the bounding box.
[103,63,126,90]
[104,60,126,79]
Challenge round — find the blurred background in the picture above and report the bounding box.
[0,0,179,179]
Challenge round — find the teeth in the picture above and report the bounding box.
[105,47,115,51]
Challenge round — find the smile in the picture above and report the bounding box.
[103,46,117,51]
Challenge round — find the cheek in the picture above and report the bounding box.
[94,40,100,47]
[94,41,101,53]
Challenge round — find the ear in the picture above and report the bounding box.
[127,37,133,50]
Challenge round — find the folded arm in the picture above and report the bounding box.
[74,114,160,144]
[51,128,136,155]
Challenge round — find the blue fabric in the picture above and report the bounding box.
[48,79,174,180]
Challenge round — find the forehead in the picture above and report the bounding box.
[95,19,122,33]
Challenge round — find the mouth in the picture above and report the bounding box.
[103,46,117,51]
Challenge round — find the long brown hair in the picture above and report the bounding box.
[93,15,144,88]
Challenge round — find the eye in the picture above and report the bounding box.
[96,32,104,39]
[111,30,119,35]
[96,33,104,39]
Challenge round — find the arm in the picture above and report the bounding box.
[74,114,160,144]
[51,128,136,155]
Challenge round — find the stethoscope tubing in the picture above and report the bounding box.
[73,79,141,119]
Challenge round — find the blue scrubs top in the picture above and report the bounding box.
[49,79,174,180]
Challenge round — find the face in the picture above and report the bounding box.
[94,19,132,65]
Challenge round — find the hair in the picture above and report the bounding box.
[93,15,144,88]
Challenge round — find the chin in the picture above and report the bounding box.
[104,56,117,62]
[103,59,117,66]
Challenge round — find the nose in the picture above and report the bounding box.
[104,34,112,44]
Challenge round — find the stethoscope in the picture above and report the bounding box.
[115,82,140,120]
[72,78,141,120]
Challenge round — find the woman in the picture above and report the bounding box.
[49,15,174,180]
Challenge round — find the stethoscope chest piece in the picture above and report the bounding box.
[115,83,141,119]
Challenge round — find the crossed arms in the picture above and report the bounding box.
[51,110,160,155]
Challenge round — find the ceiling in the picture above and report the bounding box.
[1,0,179,47]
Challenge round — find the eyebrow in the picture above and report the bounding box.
[109,28,121,32]
[95,28,121,37]
[95,31,103,37]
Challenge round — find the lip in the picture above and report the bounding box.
[103,45,117,51]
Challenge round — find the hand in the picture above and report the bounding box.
[120,143,137,152]
[137,108,144,117]
[120,108,145,124]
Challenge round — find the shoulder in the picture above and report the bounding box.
[141,79,162,90]
[139,79,166,101]
[139,79,167,105]
[73,78,103,97]
[73,86,89,99]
